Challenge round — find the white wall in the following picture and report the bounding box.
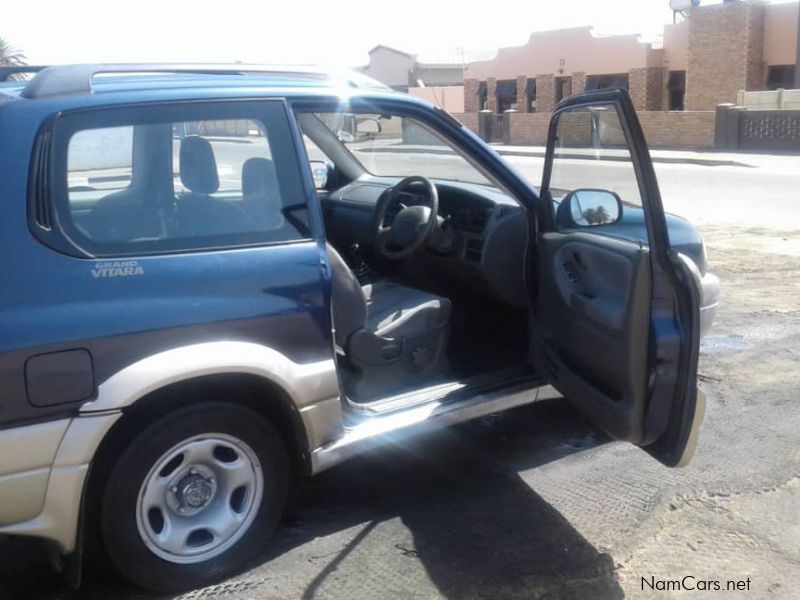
[737,89,800,110]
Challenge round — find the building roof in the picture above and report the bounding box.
[366,45,416,59]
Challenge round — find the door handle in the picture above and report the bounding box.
[561,262,580,284]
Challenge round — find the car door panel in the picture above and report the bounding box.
[533,89,703,467]
[536,231,651,443]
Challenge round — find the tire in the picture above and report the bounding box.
[100,402,289,593]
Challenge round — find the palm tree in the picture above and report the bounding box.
[0,37,27,67]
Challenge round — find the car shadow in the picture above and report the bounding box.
[275,398,622,599]
[1,399,623,599]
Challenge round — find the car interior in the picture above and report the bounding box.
[296,111,538,407]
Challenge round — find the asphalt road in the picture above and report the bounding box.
[2,152,799,599]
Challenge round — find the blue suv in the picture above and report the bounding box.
[0,64,717,593]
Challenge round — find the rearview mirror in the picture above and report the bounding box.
[559,189,622,228]
[356,117,381,136]
[336,114,382,142]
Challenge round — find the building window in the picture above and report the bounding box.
[496,79,518,112]
[667,70,686,111]
[526,78,537,112]
[585,74,630,91]
[766,65,796,91]
[555,77,572,103]
[477,81,488,110]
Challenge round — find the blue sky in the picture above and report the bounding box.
[5,0,795,67]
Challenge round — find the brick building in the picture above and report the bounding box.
[463,0,799,114]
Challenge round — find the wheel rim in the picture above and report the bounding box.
[135,433,264,564]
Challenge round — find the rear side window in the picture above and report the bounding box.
[41,101,311,257]
[68,126,134,202]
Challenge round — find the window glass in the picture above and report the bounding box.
[550,106,642,205]
[309,112,492,186]
[301,134,332,164]
[549,105,647,239]
[67,126,134,203]
[64,114,307,255]
[171,120,271,193]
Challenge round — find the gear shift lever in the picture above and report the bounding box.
[349,243,377,284]
[349,243,365,267]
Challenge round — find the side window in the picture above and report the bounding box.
[549,105,647,240]
[55,103,311,257]
[67,126,134,212]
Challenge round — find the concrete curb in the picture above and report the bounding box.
[493,148,754,168]
[354,145,754,168]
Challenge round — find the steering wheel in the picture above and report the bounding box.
[374,176,439,259]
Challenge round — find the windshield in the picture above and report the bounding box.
[312,112,492,186]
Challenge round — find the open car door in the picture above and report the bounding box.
[532,89,704,467]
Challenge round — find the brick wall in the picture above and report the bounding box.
[572,72,587,95]
[487,78,497,112]
[745,4,766,92]
[638,111,716,148]
[507,112,551,145]
[557,111,595,146]
[516,75,528,112]
[629,67,665,111]
[457,112,480,136]
[536,74,556,113]
[452,110,716,149]
[686,1,766,111]
[464,78,480,113]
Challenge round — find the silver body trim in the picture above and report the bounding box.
[0,413,120,552]
[0,420,70,526]
[0,420,69,476]
[83,341,339,414]
[311,382,543,474]
[347,380,469,416]
[699,271,720,337]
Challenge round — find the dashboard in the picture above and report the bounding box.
[322,176,530,307]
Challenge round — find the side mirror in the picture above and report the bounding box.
[309,160,330,190]
[558,189,622,228]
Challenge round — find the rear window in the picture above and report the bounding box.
[43,101,311,257]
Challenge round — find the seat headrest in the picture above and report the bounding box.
[242,157,277,202]
[180,136,219,195]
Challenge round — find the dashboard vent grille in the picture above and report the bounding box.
[465,239,484,262]
[473,208,491,231]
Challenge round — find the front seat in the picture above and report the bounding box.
[327,245,451,399]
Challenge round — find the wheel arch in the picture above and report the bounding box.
[95,372,313,473]
[78,371,316,572]
[72,341,341,571]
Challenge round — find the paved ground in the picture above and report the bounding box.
[1,153,799,599]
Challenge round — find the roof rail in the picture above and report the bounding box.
[20,63,391,99]
[0,65,48,82]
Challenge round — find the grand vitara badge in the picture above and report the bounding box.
[92,260,145,278]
